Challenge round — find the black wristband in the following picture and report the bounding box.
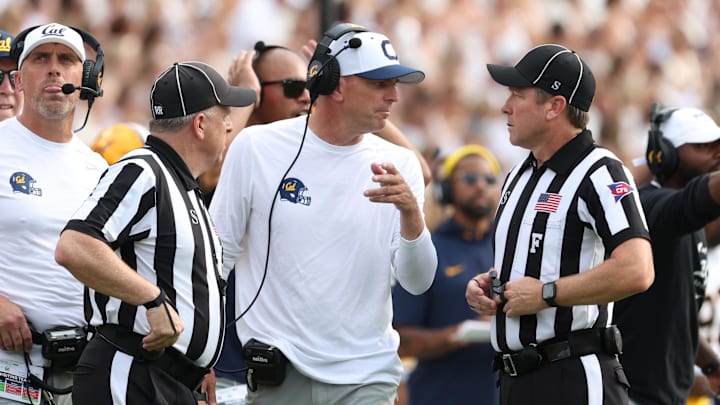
[142,289,167,309]
[702,359,720,376]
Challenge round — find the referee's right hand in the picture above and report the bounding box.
[466,270,498,316]
[143,301,184,352]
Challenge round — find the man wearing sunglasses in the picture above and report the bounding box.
[0,30,21,121]
[252,41,310,125]
[199,42,309,206]
[392,144,502,405]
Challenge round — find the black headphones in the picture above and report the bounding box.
[437,178,454,205]
[646,102,679,182]
[11,24,104,102]
[252,41,288,69]
[305,23,367,101]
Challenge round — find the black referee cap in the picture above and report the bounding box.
[487,44,595,112]
[150,61,256,119]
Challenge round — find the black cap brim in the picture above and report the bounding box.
[220,87,256,108]
[486,64,532,88]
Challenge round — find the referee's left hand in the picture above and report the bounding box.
[143,303,184,351]
[500,277,546,317]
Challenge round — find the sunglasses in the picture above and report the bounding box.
[458,172,497,186]
[0,70,17,88]
[261,79,306,99]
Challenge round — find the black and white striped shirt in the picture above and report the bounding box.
[64,136,225,368]
[491,130,649,353]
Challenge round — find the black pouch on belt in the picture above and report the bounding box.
[242,338,287,392]
[602,325,623,355]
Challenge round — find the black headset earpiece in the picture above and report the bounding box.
[8,25,33,62]
[252,41,288,70]
[10,25,104,102]
[74,27,104,101]
[306,23,368,101]
[435,178,453,205]
[646,102,678,182]
[9,25,35,64]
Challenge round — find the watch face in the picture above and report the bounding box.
[542,282,556,299]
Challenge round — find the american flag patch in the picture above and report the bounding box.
[535,193,562,213]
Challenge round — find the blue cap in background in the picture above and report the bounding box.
[0,30,14,58]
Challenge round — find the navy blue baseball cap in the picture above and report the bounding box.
[487,44,595,112]
[0,30,14,59]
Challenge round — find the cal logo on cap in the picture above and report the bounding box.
[40,24,70,38]
[0,37,10,54]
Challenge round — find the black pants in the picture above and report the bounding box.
[72,336,196,405]
[499,353,630,405]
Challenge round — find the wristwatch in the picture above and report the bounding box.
[542,281,558,307]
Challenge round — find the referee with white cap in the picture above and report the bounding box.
[466,44,654,404]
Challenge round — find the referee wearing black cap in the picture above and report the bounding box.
[466,44,655,404]
[55,61,256,404]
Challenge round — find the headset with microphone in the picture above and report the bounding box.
[646,102,679,183]
[60,82,103,98]
[305,23,367,102]
[227,23,369,327]
[11,25,105,133]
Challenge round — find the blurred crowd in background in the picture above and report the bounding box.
[3,0,719,173]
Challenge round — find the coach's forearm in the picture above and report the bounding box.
[395,227,437,295]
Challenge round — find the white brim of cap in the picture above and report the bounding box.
[18,34,85,68]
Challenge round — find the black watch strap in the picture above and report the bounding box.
[142,289,167,309]
[702,359,720,376]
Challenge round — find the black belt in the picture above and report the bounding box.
[494,327,620,377]
[94,324,209,391]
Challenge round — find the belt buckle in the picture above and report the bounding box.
[502,353,518,377]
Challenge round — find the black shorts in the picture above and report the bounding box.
[72,336,197,405]
[499,353,630,405]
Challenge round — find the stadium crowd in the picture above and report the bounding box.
[1,0,718,171]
